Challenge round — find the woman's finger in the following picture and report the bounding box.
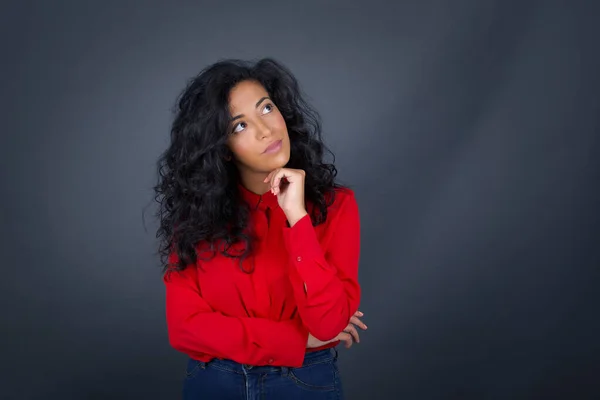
[344,324,360,343]
[265,168,280,185]
[268,169,279,189]
[263,169,277,183]
[272,170,285,189]
[349,316,368,330]
[270,169,287,195]
[337,332,353,349]
[354,310,364,317]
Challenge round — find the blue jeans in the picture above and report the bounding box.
[182,348,344,399]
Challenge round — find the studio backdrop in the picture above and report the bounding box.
[1,0,599,399]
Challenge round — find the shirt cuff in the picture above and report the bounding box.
[250,317,309,367]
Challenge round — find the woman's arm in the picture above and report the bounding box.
[164,256,309,367]
[282,189,361,341]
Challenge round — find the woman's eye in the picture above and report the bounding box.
[232,122,246,134]
[262,103,274,114]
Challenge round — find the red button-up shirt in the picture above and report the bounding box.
[163,184,361,368]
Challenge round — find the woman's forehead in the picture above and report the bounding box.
[229,81,268,109]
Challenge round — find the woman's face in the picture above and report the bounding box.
[226,80,291,179]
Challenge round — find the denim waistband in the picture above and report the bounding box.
[193,348,338,375]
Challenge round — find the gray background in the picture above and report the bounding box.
[2,0,599,399]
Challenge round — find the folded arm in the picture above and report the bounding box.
[164,255,309,367]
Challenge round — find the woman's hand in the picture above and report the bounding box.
[263,168,307,225]
[306,311,368,349]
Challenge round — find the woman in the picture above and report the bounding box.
[154,58,366,399]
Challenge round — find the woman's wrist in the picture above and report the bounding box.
[285,209,308,227]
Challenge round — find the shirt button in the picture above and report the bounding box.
[296,256,302,262]
[268,358,274,364]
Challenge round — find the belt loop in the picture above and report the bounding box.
[281,366,289,377]
[332,347,339,360]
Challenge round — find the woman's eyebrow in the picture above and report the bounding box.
[230,97,270,121]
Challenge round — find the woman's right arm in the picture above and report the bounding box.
[163,259,309,368]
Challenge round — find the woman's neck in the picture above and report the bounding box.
[238,172,271,195]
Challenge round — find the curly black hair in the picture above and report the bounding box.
[153,58,342,274]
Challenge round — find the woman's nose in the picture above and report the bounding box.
[256,120,273,138]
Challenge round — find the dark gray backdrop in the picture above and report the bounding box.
[2,0,599,399]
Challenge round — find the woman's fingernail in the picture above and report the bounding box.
[358,311,364,316]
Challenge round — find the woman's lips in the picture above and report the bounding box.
[263,140,282,154]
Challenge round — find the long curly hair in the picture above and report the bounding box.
[154,58,341,274]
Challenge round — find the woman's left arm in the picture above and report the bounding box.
[281,189,361,342]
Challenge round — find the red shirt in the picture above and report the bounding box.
[163,184,361,368]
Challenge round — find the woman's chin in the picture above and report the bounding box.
[267,153,291,170]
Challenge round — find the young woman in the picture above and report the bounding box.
[154,58,366,399]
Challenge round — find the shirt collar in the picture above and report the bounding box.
[238,182,279,211]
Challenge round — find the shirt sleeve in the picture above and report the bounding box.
[282,189,361,341]
[163,253,309,367]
